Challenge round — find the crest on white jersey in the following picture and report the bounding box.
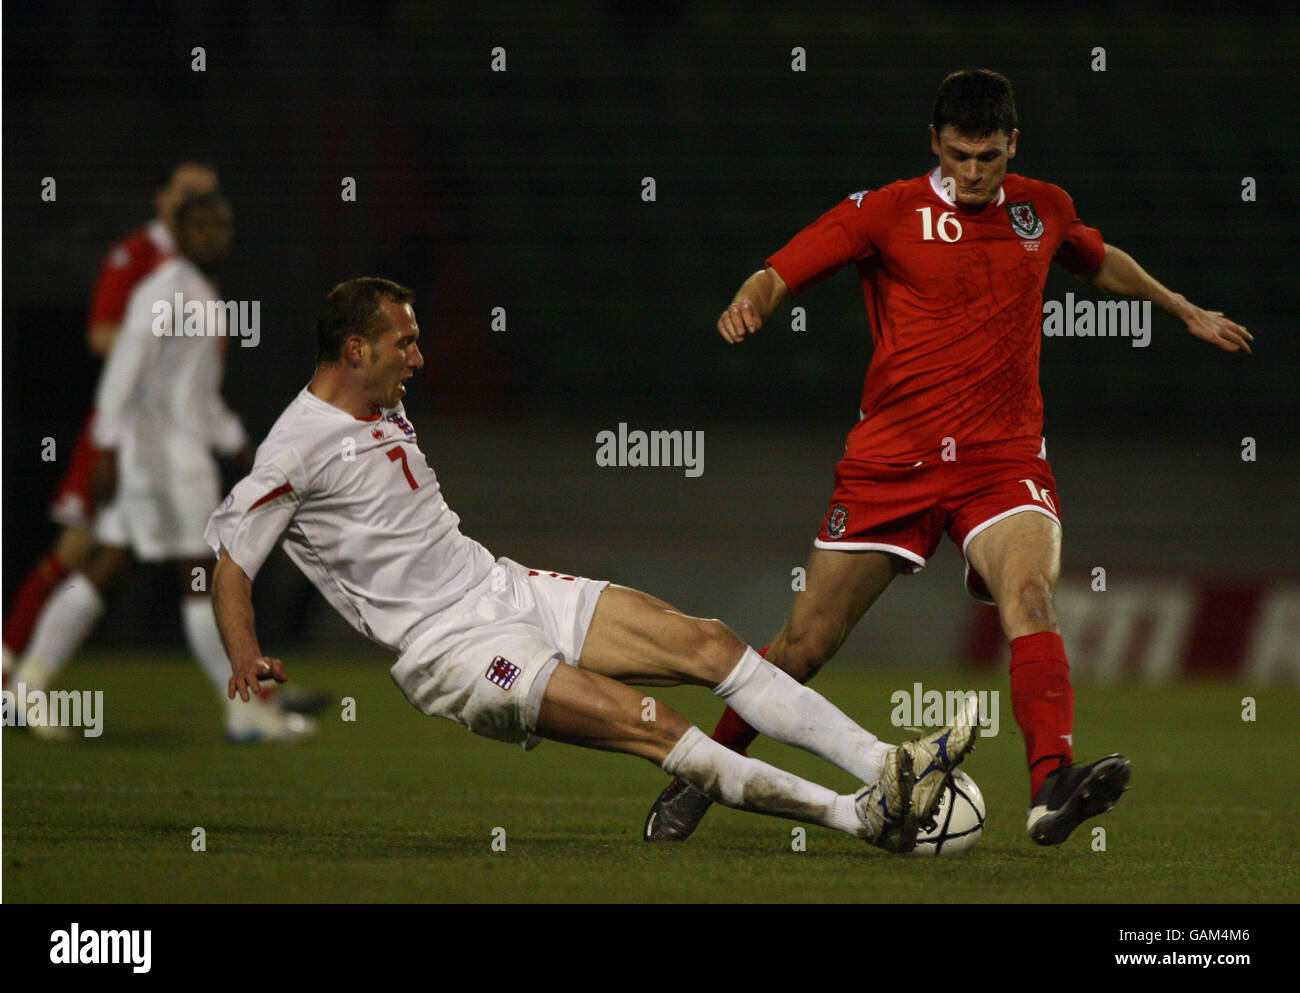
[386,412,417,440]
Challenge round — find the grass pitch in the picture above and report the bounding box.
[3,649,1296,903]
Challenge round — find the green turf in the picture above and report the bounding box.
[3,650,1296,902]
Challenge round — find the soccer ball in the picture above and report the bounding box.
[911,770,986,856]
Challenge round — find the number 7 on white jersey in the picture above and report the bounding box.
[387,445,419,490]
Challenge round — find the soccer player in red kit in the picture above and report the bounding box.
[2,162,218,674]
[645,69,1252,845]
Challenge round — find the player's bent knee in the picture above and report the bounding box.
[1005,576,1058,631]
[777,632,836,683]
[1019,575,1055,610]
[782,652,824,684]
[665,616,748,686]
[689,617,747,685]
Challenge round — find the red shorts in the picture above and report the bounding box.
[49,408,101,530]
[815,438,1062,603]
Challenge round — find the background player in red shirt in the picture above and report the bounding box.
[2,162,219,672]
[645,69,1252,846]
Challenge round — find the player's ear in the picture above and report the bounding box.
[1007,129,1019,159]
[929,125,940,157]
[345,334,367,367]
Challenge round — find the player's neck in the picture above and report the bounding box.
[308,365,381,420]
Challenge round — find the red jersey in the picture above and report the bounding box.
[767,169,1105,463]
[87,218,174,325]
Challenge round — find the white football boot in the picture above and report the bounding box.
[12,693,75,741]
[853,746,915,852]
[898,692,982,845]
[5,658,74,741]
[224,694,317,744]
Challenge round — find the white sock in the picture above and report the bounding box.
[181,596,233,696]
[714,647,893,784]
[663,727,865,837]
[14,573,105,690]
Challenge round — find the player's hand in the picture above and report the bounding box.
[90,448,118,503]
[718,299,763,343]
[1184,304,1252,354]
[229,656,287,702]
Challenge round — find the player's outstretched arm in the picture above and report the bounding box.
[718,266,790,343]
[1077,243,1253,354]
[212,547,287,700]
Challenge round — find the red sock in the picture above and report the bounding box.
[3,554,71,655]
[709,644,770,755]
[1009,631,1074,801]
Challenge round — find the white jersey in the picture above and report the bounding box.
[204,388,497,653]
[92,256,247,477]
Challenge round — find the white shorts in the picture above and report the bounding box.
[389,558,608,747]
[94,463,221,561]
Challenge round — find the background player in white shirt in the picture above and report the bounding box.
[207,278,979,851]
[12,193,315,743]
[2,162,217,674]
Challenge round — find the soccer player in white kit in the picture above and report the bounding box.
[207,278,979,851]
[3,162,218,675]
[12,192,314,743]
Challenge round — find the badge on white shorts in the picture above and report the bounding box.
[485,656,521,690]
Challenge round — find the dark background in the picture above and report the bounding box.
[5,2,1297,652]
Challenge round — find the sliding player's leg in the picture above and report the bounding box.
[964,508,1129,844]
[578,583,976,850]
[723,548,902,751]
[577,584,895,785]
[644,548,902,840]
[533,661,894,845]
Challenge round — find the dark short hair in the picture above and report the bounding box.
[173,190,231,229]
[157,160,217,190]
[316,278,416,364]
[933,69,1017,139]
